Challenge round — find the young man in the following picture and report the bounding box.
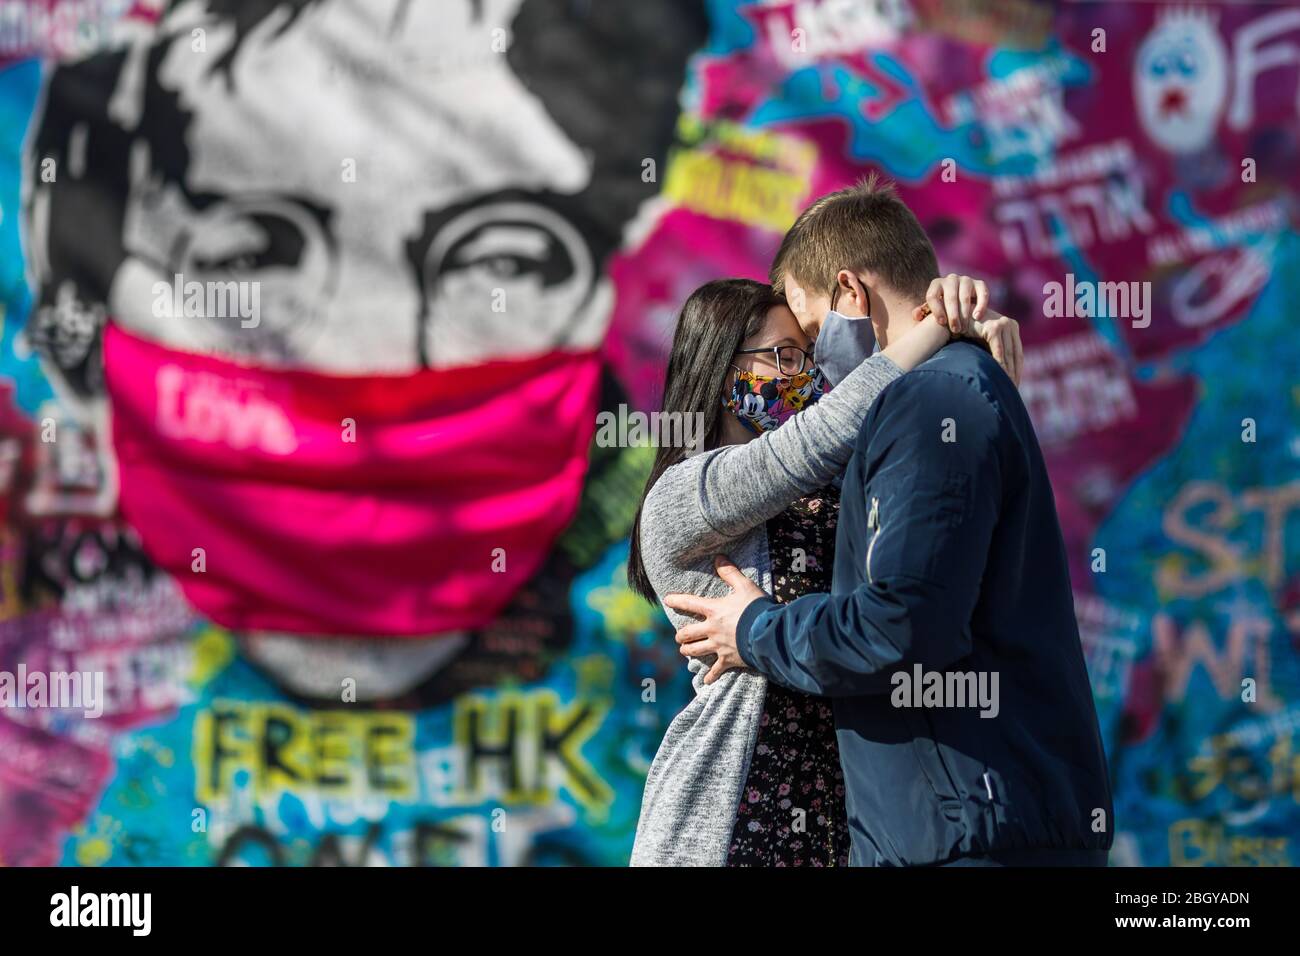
[665,177,1113,867]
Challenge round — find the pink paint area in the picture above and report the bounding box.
[605,210,780,410]
[104,324,599,637]
[0,717,111,865]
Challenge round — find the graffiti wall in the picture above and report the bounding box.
[0,0,1297,865]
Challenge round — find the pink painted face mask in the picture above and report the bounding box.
[103,324,599,637]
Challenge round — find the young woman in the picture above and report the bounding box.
[626,277,1019,866]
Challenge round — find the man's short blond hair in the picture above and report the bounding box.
[771,173,939,302]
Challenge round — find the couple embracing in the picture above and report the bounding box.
[627,176,1112,868]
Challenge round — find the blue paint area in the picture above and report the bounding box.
[749,46,1088,184]
[0,59,49,414]
[1093,230,1300,865]
[751,57,998,181]
[704,0,756,56]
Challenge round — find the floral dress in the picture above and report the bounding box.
[726,486,852,867]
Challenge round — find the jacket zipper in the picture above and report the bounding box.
[865,496,880,584]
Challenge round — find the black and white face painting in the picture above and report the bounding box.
[21,0,704,698]
[26,0,620,390]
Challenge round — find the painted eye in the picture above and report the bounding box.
[421,205,589,300]
[443,227,558,284]
[176,198,328,280]
[1177,50,1197,76]
[411,198,599,367]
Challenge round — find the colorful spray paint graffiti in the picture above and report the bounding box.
[0,0,1296,865]
[0,0,704,866]
[607,0,1300,866]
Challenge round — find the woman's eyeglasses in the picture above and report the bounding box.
[733,345,813,376]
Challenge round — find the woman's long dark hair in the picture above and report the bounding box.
[627,278,784,602]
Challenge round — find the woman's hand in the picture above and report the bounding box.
[916,275,1024,386]
[925,273,989,335]
[970,310,1023,386]
[885,274,1022,379]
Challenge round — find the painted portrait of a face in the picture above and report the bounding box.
[22,0,705,698]
[1133,8,1228,155]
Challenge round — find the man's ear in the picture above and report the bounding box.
[835,269,868,316]
[911,304,928,323]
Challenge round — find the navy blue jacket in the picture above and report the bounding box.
[736,342,1112,866]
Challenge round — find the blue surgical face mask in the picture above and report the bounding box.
[813,285,877,387]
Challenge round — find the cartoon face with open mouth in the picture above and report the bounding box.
[1133,8,1228,155]
[23,0,703,698]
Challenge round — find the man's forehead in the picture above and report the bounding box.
[781,276,818,314]
[781,274,824,294]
